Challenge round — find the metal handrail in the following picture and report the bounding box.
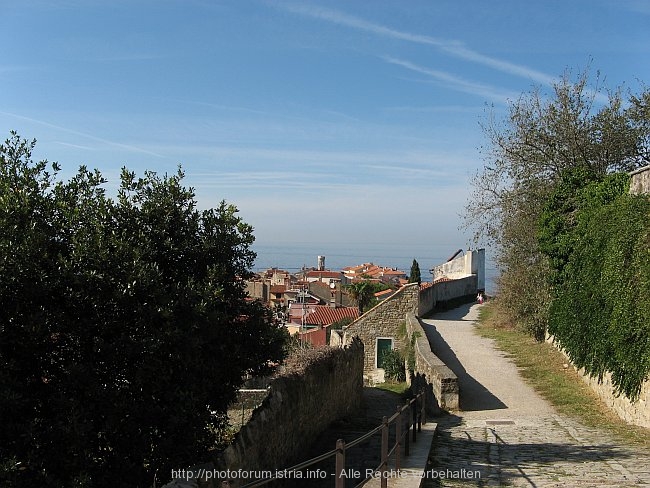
[234,389,426,488]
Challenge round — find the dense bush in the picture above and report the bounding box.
[540,170,650,400]
[0,133,287,487]
[381,349,406,382]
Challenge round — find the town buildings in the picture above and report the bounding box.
[245,257,408,346]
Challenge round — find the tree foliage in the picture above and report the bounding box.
[344,280,389,314]
[345,281,374,314]
[539,170,650,400]
[409,259,421,286]
[465,69,650,339]
[0,132,288,487]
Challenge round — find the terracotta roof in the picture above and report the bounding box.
[374,288,395,298]
[420,276,454,291]
[306,271,342,279]
[382,269,406,276]
[343,263,373,273]
[304,306,359,326]
[434,277,452,283]
[270,285,287,294]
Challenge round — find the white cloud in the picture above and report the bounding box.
[0,111,164,158]
[383,57,518,104]
[279,3,556,86]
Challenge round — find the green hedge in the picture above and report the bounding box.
[541,171,650,400]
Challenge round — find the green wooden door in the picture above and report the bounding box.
[377,338,393,368]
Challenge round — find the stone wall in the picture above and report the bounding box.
[429,249,485,288]
[342,284,419,383]
[418,275,478,317]
[630,164,650,195]
[407,313,459,414]
[430,253,468,280]
[579,370,650,428]
[546,334,650,428]
[164,341,364,488]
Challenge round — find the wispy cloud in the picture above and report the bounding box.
[383,57,516,104]
[0,111,164,158]
[383,105,481,114]
[279,3,556,86]
[53,141,96,151]
[361,164,449,180]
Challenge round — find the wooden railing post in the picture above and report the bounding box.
[421,389,426,425]
[335,439,345,488]
[404,401,410,456]
[412,399,417,443]
[395,405,402,470]
[381,416,388,488]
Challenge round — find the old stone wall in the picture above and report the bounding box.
[342,284,419,382]
[546,334,650,428]
[430,253,468,281]
[164,341,364,488]
[579,370,650,428]
[630,164,650,195]
[406,313,459,414]
[419,275,478,317]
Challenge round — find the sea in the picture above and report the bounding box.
[251,242,499,295]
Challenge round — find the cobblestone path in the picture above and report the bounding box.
[420,304,650,487]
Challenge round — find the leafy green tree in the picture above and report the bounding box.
[344,280,390,314]
[345,281,374,314]
[409,259,421,285]
[465,69,650,339]
[0,132,288,488]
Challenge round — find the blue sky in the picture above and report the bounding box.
[1,0,649,266]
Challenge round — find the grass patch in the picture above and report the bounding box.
[476,301,650,449]
[374,381,411,398]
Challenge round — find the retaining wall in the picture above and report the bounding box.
[418,275,478,317]
[547,334,650,429]
[578,370,650,428]
[407,313,459,414]
[164,340,364,488]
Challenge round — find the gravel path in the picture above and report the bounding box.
[419,303,650,487]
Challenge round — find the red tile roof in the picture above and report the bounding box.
[304,306,359,326]
[306,271,342,279]
[382,269,406,276]
[270,285,287,294]
[374,288,395,298]
[420,276,453,290]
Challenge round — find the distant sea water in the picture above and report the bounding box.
[251,242,499,295]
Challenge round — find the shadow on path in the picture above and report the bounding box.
[294,387,407,488]
[421,414,638,487]
[426,302,475,321]
[421,318,507,412]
